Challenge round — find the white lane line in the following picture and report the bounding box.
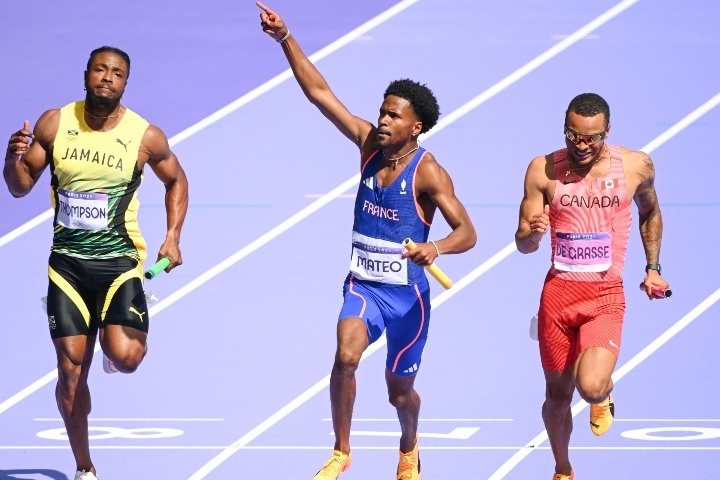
[33,418,224,422]
[489,286,720,479]
[551,34,600,40]
[422,0,640,140]
[3,445,720,451]
[615,419,720,422]
[170,0,420,146]
[322,418,513,422]
[0,371,58,416]
[0,209,54,249]
[0,0,421,250]
[347,427,480,439]
[641,92,720,154]
[305,193,356,199]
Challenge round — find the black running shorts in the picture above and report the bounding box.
[46,252,149,339]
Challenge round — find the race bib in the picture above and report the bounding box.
[57,188,109,231]
[553,232,612,272]
[349,232,407,285]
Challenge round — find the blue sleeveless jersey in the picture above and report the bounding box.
[348,148,431,285]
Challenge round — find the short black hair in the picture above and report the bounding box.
[384,79,440,134]
[87,46,131,78]
[565,93,610,128]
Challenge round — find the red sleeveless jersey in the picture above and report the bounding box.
[548,144,632,283]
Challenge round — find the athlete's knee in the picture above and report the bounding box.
[544,379,574,408]
[107,344,146,373]
[334,339,364,374]
[56,357,86,399]
[575,378,611,404]
[388,388,418,409]
[333,346,363,374]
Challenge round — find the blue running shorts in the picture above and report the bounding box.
[339,274,430,376]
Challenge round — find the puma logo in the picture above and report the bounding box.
[129,306,146,322]
[115,138,131,152]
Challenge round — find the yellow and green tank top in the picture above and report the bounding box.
[50,101,149,261]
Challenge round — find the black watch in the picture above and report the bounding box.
[645,263,661,274]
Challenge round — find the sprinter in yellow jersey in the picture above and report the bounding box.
[3,46,188,480]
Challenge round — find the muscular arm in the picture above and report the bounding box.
[3,110,58,197]
[258,2,374,150]
[515,155,551,254]
[141,125,189,271]
[404,157,476,266]
[632,152,662,265]
[627,149,670,297]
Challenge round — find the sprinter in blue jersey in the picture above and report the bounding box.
[259,4,476,479]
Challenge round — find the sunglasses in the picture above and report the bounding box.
[564,127,606,145]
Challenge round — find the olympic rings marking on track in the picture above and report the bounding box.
[622,427,720,441]
[37,427,184,440]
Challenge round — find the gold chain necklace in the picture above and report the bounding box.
[565,146,607,178]
[84,108,120,119]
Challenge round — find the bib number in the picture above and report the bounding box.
[57,188,109,231]
[553,231,612,272]
[349,232,407,285]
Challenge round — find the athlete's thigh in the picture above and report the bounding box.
[538,275,578,372]
[53,333,97,374]
[91,256,149,334]
[384,280,430,377]
[46,252,99,339]
[577,280,625,358]
[338,275,385,345]
[574,345,618,388]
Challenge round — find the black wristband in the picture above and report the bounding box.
[645,263,661,274]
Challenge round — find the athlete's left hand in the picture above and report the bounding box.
[641,270,669,300]
[157,240,183,273]
[402,242,437,267]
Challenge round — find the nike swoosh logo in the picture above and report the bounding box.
[590,421,600,429]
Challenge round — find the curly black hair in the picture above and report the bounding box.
[384,79,440,134]
[87,46,131,79]
[565,93,610,128]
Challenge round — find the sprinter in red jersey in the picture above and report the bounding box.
[515,93,669,480]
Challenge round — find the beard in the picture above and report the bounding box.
[374,135,391,150]
[85,83,123,111]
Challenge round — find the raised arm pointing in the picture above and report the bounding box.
[257,2,373,149]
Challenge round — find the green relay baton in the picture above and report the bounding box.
[145,258,171,280]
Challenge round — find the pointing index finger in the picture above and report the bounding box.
[256,1,275,16]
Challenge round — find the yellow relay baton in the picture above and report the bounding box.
[402,238,453,289]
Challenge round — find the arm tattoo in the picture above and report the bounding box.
[637,186,662,264]
[641,155,655,172]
